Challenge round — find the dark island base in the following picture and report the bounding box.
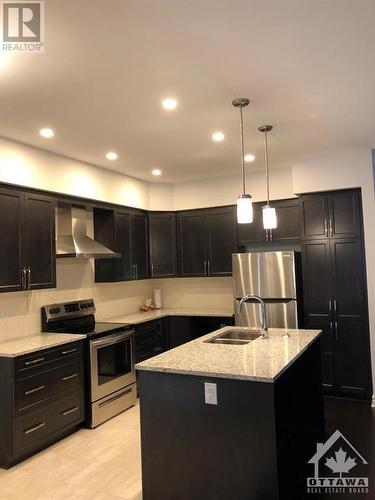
[138,340,325,500]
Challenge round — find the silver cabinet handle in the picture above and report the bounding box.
[135,263,138,279]
[24,422,46,435]
[61,348,77,355]
[25,385,45,395]
[333,299,337,313]
[328,299,332,314]
[265,230,269,243]
[21,267,27,290]
[334,320,339,341]
[204,260,207,276]
[324,218,328,237]
[151,263,154,276]
[25,357,45,366]
[27,267,31,290]
[208,260,211,276]
[62,373,78,381]
[329,218,333,237]
[61,406,79,416]
[330,321,334,341]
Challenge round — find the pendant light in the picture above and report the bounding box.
[233,98,253,224]
[258,125,277,229]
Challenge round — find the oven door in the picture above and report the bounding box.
[90,329,135,402]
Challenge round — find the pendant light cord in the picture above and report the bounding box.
[239,106,246,195]
[264,130,270,206]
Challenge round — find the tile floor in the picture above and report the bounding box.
[0,404,142,500]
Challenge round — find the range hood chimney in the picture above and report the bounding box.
[56,206,120,259]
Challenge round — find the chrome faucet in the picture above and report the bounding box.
[237,294,269,337]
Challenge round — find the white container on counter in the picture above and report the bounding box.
[154,289,162,309]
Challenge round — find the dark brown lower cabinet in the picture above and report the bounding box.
[139,339,324,500]
[134,316,234,358]
[0,341,85,469]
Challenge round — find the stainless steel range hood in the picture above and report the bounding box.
[56,206,120,259]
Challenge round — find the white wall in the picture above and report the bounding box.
[170,166,295,210]
[154,277,233,310]
[0,137,149,209]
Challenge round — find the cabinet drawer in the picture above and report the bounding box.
[13,391,83,456]
[15,361,82,414]
[15,342,82,375]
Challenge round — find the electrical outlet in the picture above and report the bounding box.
[204,382,217,405]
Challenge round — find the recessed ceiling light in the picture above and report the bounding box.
[162,98,177,110]
[244,154,255,162]
[39,128,54,138]
[152,168,162,176]
[106,152,118,160]
[212,131,225,142]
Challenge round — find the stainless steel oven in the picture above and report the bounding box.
[42,299,137,428]
[90,329,136,426]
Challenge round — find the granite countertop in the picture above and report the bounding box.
[0,332,87,358]
[105,308,234,325]
[136,326,322,383]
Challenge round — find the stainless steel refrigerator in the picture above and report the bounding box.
[232,251,299,329]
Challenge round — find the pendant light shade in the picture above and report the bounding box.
[233,98,253,224]
[262,205,277,229]
[258,125,277,230]
[237,194,253,224]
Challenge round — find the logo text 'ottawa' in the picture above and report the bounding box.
[307,430,369,495]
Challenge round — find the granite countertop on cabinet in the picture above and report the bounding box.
[136,326,322,383]
[106,308,234,325]
[0,332,87,358]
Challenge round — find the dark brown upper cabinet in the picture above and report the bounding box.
[237,203,265,246]
[177,206,237,277]
[94,208,148,282]
[149,212,177,278]
[271,198,300,242]
[0,187,56,293]
[237,198,300,246]
[300,190,361,240]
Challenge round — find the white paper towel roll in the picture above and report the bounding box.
[154,289,162,309]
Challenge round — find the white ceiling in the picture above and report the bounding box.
[1,0,375,183]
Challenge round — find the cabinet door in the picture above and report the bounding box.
[24,193,56,290]
[149,213,177,278]
[114,211,132,281]
[168,317,191,348]
[237,203,265,246]
[206,207,236,276]
[330,239,371,397]
[0,188,24,292]
[177,212,207,277]
[300,194,329,239]
[130,213,148,280]
[301,240,334,391]
[328,190,361,239]
[94,208,116,282]
[271,199,300,242]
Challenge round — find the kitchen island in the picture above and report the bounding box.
[136,326,324,500]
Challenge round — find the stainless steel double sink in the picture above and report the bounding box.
[205,328,263,345]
